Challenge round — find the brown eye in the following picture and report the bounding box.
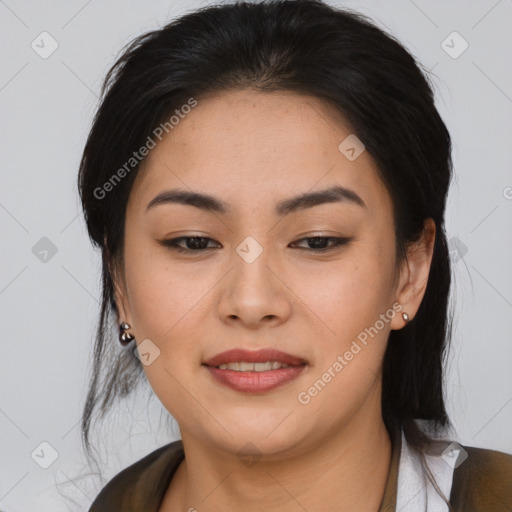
[290,236,351,252]
[159,236,221,253]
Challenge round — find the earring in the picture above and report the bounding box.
[119,322,135,345]
[402,312,410,324]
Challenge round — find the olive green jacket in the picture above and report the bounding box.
[89,434,512,511]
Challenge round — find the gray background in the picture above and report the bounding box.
[1,0,511,510]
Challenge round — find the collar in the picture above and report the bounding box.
[386,428,455,512]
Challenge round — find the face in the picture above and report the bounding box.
[114,88,432,460]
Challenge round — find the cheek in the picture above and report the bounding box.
[295,243,396,344]
[292,236,396,403]
[122,246,205,418]
[292,268,394,432]
[124,243,210,340]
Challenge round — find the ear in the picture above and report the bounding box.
[108,254,134,331]
[390,218,436,330]
[113,277,133,327]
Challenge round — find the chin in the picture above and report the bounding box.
[204,415,309,456]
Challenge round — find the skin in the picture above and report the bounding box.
[113,88,436,511]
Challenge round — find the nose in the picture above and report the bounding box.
[217,245,292,330]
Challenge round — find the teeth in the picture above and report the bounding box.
[217,361,291,371]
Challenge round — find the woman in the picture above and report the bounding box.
[78,0,512,510]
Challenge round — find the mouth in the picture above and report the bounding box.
[208,361,300,371]
[203,347,307,368]
[202,348,308,392]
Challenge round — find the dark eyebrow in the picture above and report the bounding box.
[275,185,366,215]
[146,185,366,215]
[146,189,228,214]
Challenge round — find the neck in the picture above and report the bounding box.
[161,404,392,512]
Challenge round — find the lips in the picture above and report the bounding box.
[205,364,306,392]
[202,348,307,367]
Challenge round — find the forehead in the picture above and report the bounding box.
[129,88,391,218]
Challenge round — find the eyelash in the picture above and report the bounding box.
[159,236,351,254]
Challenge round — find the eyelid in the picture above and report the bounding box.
[290,236,351,251]
[158,235,221,252]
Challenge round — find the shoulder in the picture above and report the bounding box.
[450,444,512,512]
[88,439,184,511]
